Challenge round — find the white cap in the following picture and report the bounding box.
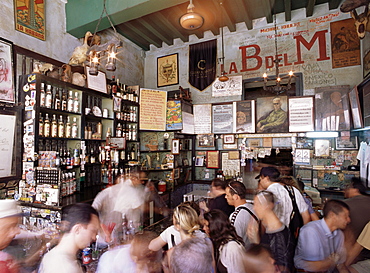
[0,200,22,219]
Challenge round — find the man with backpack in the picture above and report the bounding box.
[256,167,310,239]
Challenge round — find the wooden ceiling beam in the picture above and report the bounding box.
[306,0,316,17]
[139,18,174,46]
[151,12,189,43]
[233,0,253,29]
[261,0,273,23]
[328,0,341,10]
[124,22,163,48]
[284,0,292,21]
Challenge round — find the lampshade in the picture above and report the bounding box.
[180,1,204,30]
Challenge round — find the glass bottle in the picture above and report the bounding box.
[39,113,44,137]
[111,75,117,95]
[45,85,53,108]
[73,92,79,113]
[116,123,122,137]
[51,114,58,138]
[132,124,137,141]
[40,83,45,107]
[61,90,67,111]
[67,90,74,112]
[90,146,96,164]
[44,113,50,137]
[71,117,78,138]
[57,115,64,138]
[54,88,61,110]
[65,116,71,138]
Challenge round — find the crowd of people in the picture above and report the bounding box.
[0,167,369,273]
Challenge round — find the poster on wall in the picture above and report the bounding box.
[157,53,178,87]
[315,85,351,131]
[193,104,212,134]
[15,0,45,40]
[0,115,15,177]
[139,89,167,131]
[288,97,314,132]
[212,104,233,134]
[221,152,240,175]
[233,100,255,133]
[330,18,360,69]
[166,100,182,130]
[0,38,15,103]
[212,75,242,97]
[181,112,194,134]
[256,96,288,133]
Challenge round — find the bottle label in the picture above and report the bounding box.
[44,124,50,137]
[72,126,78,138]
[39,123,44,136]
[74,101,79,113]
[67,101,73,112]
[46,95,52,108]
[51,124,58,137]
[65,125,71,138]
[40,93,45,107]
[58,125,64,138]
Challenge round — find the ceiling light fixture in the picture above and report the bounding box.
[262,14,294,94]
[180,0,204,30]
[218,1,229,82]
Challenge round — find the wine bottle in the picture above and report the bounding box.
[39,113,44,137]
[54,88,61,110]
[61,90,67,111]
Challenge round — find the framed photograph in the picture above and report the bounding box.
[0,38,15,103]
[157,53,178,87]
[195,156,205,166]
[314,139,331,157]
[335,136,358,150]
[364,50,370,78]
[85,66,108,93]
[223,134,235,144]
[315,85,351,131]
[256,96,288,133]
[172,168,180,180]
[213,104,233,134]
[15,0,45,40]
[198,134,214,147]
[233,100,255,133]
[288,97,314,132]
[206,151,219,169]
[171,139,180,155]
[348,86,363,129]
[182,158,189,166]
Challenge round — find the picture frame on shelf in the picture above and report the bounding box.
[157,53,179,87]
[172,168,180,180]
[85,66,108,93]
[335,136,358,150]
[195,156,204,166]
[206,151,219,168]
[171,139,180,155]
[223,134,235,144]
[198,134,214,147]
[0,38,15,103]
[314,139,331,157]
[182,158,189,166]
[348,86,363,129]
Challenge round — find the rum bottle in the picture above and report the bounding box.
[58,115,64,138]
[65,116,71,138]
[45,85,53,108]
[54,88,61,110]
[71,117,78,138]
[39,113,44,137]
[51,114,58,138]
[67,90,74,112]
[73,92,79,113]
[44,113,50,137]
[40,83,45,107]
[61,90,67,111]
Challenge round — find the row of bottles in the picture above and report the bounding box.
[84,142,101,165]
[39,113,78,138]
[111,76,139,103]
[61,171,78,197]
[115,123,137,140]
[40,83,79,113]
[115,105,138,122]
[84,121,103,140]
[217,169,243,182]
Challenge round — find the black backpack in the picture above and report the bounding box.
[284,185,303,241]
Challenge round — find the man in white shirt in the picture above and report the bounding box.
[256,167,310,227]
[226,181,257,247]
[39,203,100,273]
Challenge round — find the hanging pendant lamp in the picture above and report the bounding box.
[180,0,204,30]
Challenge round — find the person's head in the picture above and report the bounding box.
[323,199,350,230]
[279,176,302,193]
[225,181,247,206]
[330,91,342,106]
[210,178,228,197]
[236,111,247,125]
[127,171,148,186]
[272,97,282,111]
[173,203,200,236]
[130,231,162,273]
[0,200,21,250]
[345,177,368,198]
[61,203,100,249]
[243,244,276,273]
[253,191,275,219]
[170,237,213,273]
[255,167,280,189]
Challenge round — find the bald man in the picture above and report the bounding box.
[257,97,288,133]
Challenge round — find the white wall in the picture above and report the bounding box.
[144,4,365,104]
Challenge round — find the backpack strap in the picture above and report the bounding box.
[284,185,303,225]
[171,234,176,247]
[231,205,259,225]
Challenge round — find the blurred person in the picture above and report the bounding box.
[170,237,213,273]
[343,177,370,263]
[256,97,288,133]
[225,181,257,247]
[256,167,310,228]
[294,199,350,272]
[250,191,295,272]
[199,178,234,217]
[0,200,21,273]
[243,244,280,273]
[280,176,319,221]
[346,221,370,273]
[96,231,162,273]
[203,209,245,273]
[38,203,100,273]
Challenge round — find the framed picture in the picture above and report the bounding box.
[348,86,363,129]
[256,96,288,133]
[206,151,219,168]
[198,134,214,147]
[195,156,205,166]
[223,134,235,144]
[157,53,178,87]
[0,38,15,103]
[335,136,358,150]
[171,139,180,155]
[182,158,189,166]
[233,100,255,133]
[172,168,180,180]
[314,139,331,157]
[288,97,314,132]
[315,85,351,131]
[15,0,46,40]
[85,66,108,93]
[212,104,233,134]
